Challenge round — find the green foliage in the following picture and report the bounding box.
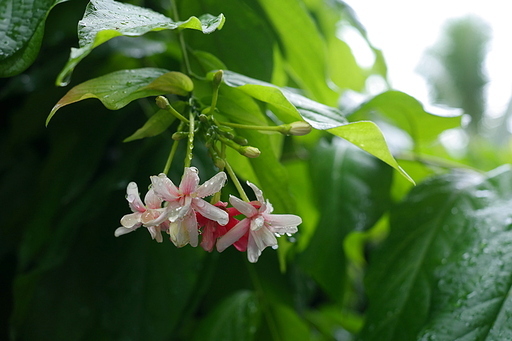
[2,0,511,340]
[360,166,512,340]
[0,0,68,77]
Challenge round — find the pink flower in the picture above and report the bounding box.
[150,167,229,247]
[115,182,168,242]
[197,202,245,252]
[216,182,302,263]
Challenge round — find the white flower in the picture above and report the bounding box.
[150,167,229,247]
[115,182,168,242]
[216,182,301,263]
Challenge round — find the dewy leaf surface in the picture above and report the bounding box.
[360,166,512,341]
[56,0,225,85]
[0,0,68,77]
[48,68,191,124]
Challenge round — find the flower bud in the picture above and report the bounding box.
[233,136,248,146]
[240,146,261,158]
[156,96,170,109]
[287,121,312,136]
[172,131,188,140]
[213,70,224,87]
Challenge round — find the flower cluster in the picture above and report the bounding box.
[115,167,302,263]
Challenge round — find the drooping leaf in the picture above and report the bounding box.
[349,90,462,149]
[47,68,194,124]
[123,109,176,142]
[328,121,414,184]
[56,0,225,85]
[193,290,261,341]
[299,138,393,302]
[0,0,68,77]
[221,70,347,129]
[360,166,512,341]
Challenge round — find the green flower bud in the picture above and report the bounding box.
[240,146,261,158]
[213,70,224,87]
[283,121,312,136]
[156,96,170,109]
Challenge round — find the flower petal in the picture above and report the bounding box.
[144,188,162,209]
[200,222,216,252]
[120,212,142,228]
[193,199,229,225]
[229,195,257,217]
[217,219,250,252]
[114,226,138,237]
[168,220,188,248]
[247,182,265,204]
[151,173,180,201]
[195,171,227,198]
[246,233,263,263]
[184,211,199,247]
[126,182,145,212]
[180,167,200,195]
[252,227,277,251]
[265,214,302,234]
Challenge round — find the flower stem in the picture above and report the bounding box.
[224,160,250,202]
[218,121,283,132]
[163,138,180,175]
[184,111,195,168]
[171,0,192,75]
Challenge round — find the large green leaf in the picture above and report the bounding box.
[257,0,338,105]
[221,70,347,129]
[47,68,193,124]
[349,91,462,149]
[56,0,225,85]
[299,138,392,302]
[0,0,67,77]
[360,165,512,340]
[328,121,414,184]
[193,290,261,341]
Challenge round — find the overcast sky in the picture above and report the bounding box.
[345,0,512,118]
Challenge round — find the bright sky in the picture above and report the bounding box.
[345,0,512,118]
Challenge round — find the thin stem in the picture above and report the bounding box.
[218,121,283,132]
[167,104,189,123]
[224,160,250,202]
[163,138,180,175]
[171,0,192,75]
[184,111,195,168]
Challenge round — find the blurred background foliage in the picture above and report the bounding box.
[1,0,512,340]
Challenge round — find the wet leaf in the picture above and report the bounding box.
[360,166,512,340]
[56,0,224,85]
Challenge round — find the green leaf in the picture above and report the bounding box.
[349,91,462,148]
[56,0,225,85]
[0,0,68,77]
[123,109,176,142]
[221,70,347,129]
[257,0,338,105]
[270,303,312,341]
[299,138,392,302]
[360,166,512,341]
[47,68,194,125]
[328,121,414,184]
[193,291,261,341]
